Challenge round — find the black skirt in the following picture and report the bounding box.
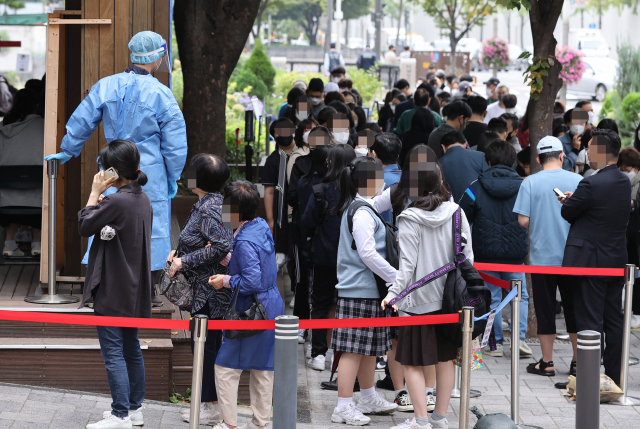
[395,311,458,366]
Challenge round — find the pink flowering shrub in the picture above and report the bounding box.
[481,37,510,69]
[556,46,585,84]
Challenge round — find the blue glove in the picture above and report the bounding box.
[168,180,178,199]
[44,152,73,165]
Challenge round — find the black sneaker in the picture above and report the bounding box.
[394,390,413,412]
[376,357,387,372]
[376,374,394,391]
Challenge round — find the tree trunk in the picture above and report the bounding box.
[520,14,524,48]
[174,0,262,161]
[345,19,350,48]
[527,0,564,172]
[396,0,403,48]
[598,7,602,29]
[450,35,458,75]
[308,28,317,46]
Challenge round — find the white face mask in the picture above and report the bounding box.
[333,131,350,145]
[504,108,517,114]
[354,121,358,128]
[390,105,396,113]
[310,97,322,106]
[296,111,307,122]
[303,130,311,144]
[331,77,341,83]
[570,124,585,136]
[485,87,494,97]
[624,170,637,180]
[355,147,368,157]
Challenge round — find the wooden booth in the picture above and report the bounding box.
[0,0,190,402]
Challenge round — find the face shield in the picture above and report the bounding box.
[131,41,171,73]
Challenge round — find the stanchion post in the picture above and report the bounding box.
[510,279,521,424]
[274,315,299,429]
[612,264,640,406]
[576,330,601,428]
[189,315,208,429]
[459,307,474,429]
[25,159,79,304]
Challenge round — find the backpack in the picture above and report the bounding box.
[389,208,490,347]
[346,200,399,299]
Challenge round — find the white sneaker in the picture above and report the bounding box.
[426,393,436,412]
[394,390,413,412]
[519,342,533,356]
[390,418,432,429]
[298,329,306,344]
[87,414,132,429]
[306,343,312,359]
[181,402,219,424]
[102,409,143,426]
[631,315,640,329]
[501,320,510,330]
[428,415,448,429]
[289,296,295,308]
[31,243,41,256]
[239,422,264,429]
[483,344,504,357]
[308,354,326,371]
[331,402,371,426]
[356,392,398,414]
[2,245,24,257]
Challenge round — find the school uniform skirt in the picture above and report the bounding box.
[395,310,458,367]
[332,298,392,356]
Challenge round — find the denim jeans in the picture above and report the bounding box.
[95,314,145,418]
[483,269,529,344]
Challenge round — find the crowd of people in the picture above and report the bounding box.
[1,31,638,429]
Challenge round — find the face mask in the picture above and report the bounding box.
[296,111,307,122]
[275,136,294,147]
[354,121,358,128]
[497,93,505,102]
[504,108,516,114]
[333,132,349,145]
[570,125,585,136]
[459,120,467,133]
[303,130,311,144]
[331,77,341,83]
[390,105,396,113]
[355,147,368,157]
[485,87,494,97]
[624,171,636,180]
[310,97,322,106]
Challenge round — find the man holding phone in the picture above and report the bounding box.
[513,136,583,378]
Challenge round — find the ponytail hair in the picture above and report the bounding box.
[99,139,147,186]
[336,156,383,215]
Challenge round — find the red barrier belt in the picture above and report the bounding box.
[0,309,458,331]
[474,263,625,277]
[478,272,511,290]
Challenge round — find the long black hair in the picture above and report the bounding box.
[392,145,449,214]
[294,118,318,148]
[302,126,332,180]
[285,88,306,124]
[324,144,356,185]
[2,88,38,126]
[99,139,148,186]
[337,156,383,215]
[353,106,367,132]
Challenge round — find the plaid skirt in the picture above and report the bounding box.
[332,298,392,356]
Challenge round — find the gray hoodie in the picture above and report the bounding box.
[386,202,473,316]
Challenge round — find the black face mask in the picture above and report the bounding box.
[276,136,294,147]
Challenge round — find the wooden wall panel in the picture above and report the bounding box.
[132,0,149,35]
[56,25,66,267]
[153,0,170,87]
[114,0,132,72]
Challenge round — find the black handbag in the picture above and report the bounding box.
[158,251,197,311]
[223,284,269,340]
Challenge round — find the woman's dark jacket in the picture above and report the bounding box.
[78,182,153,318]
[458,165,529,264]
[177,192,233,319]
[300,181,342,267]
[287,155,312,248]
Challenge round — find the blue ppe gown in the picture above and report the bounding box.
[61,71,187,271]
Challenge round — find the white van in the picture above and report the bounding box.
[568,29,610,57]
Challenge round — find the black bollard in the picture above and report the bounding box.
[576,330,601,429]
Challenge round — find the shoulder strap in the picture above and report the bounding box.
[452,208,462,256]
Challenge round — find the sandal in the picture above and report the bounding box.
[526,358,556,376]
[569,360,576,376]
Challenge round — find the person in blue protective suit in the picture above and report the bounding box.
[44,31,187,298]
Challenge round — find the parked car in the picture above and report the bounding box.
[291,37,310,46]
[568,56,617,102]
[507,44,529,71]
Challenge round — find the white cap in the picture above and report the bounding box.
[537,136,564,154]
[324,82,340,93]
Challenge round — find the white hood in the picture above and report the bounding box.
[397,201,460,229]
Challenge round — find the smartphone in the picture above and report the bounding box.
[553,188,565,198]
[104,167,119,181]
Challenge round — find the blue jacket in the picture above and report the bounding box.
[439,145,488,203]
[300,182,342,267]
[63,70,187,270]
[558,132,579,171]
[382,164,402,223]
[215,218,284,371]
[357,49,378,71]
[458,165,529,264]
